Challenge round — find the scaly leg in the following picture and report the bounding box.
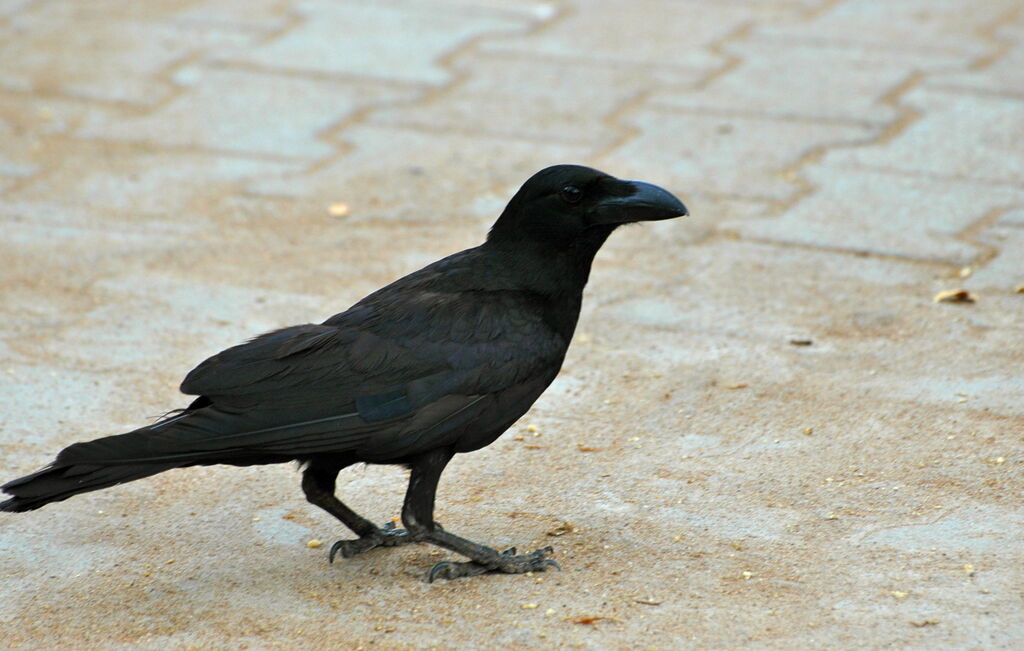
[300,461,409,561]
[400,447,560,581]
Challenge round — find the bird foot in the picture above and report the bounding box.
[329,520,410,562]
[427,545,559,582]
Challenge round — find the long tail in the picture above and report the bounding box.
[1,412,204,512]
[1,460,181,512]
[2,404,377,512]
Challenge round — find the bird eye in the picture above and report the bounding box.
[559,185,582,204]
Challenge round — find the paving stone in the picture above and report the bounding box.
[0,0,36,17]
[6,141,302,216]
[33,275,318,373]
[723,166,1024,265]
[997,11,1024,40]
[0,120,38,179]
[967,226,1024,291]
[2,1,1023,648]
[0,93,133,182]
[480,0,757,72]
[0,365,146,450]
[999,208,1024,226]
[603,239,939,342]
[757,0,1013,56]
[170,0,295,32]
[77,66,417,159]
[862,504,1023,553]
[650,34,963,124]
[370,52,702,145]
[247,125,591,220]
[601,105,874,200]
[824,86,1024,184]
[218,0,534,84]
[0,3,254,105]
[926,40,1024,97]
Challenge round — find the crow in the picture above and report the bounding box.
[1,164,687,580]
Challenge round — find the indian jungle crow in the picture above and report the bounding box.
[1,164,688,581]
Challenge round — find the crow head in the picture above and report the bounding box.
[488,164,688,248]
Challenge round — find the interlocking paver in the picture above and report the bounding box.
[171,0,296,32]
[968,226,1024,290]
[649,35,963,124]
[602,106,873,200]
[370,52,703,145]
[930,44,1024,96]
[78,66,418,158]
[0,3,254,105]
[6,142,302,216]
[757,0,1015,56]
[216,1,535,84]
[722,166,1024,264]
[480,0,785,71]
[248,124,592,217]
[999,208,1024,226]
[2,0,1023,648]
[823,86,1024,184]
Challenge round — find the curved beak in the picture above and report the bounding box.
[590,180,688,225]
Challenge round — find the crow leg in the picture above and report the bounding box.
[401,447,559,581]
[300,461,409,561]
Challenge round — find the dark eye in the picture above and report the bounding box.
[560,185,582,204]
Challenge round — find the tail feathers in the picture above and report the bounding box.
[1,412,213,513]
[2,406,378,512]
[1,461,177,512]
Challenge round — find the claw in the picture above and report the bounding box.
[328,540,343,564]
[428,561,453,583]
[328,521,410,563]
[427,560,492,582]
[329,538,366,563]
[426,546,558,581]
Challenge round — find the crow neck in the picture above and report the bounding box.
[484,225,617,298]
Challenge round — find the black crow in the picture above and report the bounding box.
[2,164,687,580]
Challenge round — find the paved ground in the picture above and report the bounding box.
[1,0,1022,648]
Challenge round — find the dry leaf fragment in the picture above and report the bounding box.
[910,620,939,628]
[788,338,813,346]
[727,383,749,390]
[328,202,350,217]
[1015,284,1024,294]
[572,616,606,625]
[933,289,976,304]
[577,443,600,452]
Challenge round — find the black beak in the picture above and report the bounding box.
[590,180,689,225]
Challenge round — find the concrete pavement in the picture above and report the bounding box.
[1,0,1022,648]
